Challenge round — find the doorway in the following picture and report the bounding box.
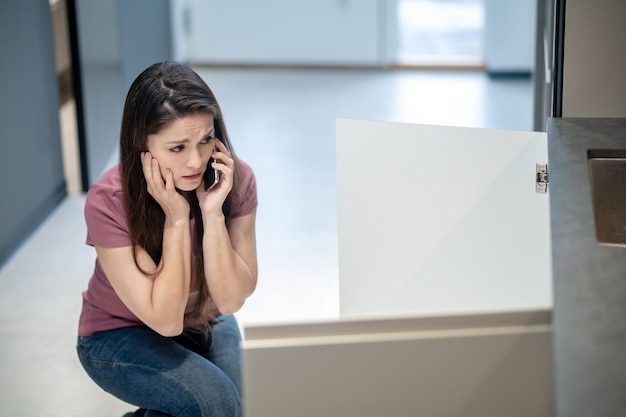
[51,0,82,195]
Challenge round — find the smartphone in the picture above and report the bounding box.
[204,158,219,190]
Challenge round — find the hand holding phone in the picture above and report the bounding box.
[204,157,219,190]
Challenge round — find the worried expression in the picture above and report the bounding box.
[146,113,216,192]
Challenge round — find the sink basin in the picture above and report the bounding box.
[588,149,626,246]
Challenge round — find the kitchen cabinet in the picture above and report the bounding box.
[244,309,552,417]
[336,119,551,319]
[548,117,626,417]
[242,119,553,416]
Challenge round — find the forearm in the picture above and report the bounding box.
[202,213,255,314]
[149,217,192,333]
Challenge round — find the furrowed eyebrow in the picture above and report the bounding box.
[164,129,214,145]
[165,138,190,145]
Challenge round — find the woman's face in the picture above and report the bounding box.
[146,113,216,192]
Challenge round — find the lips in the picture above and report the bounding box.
[182,172,202,181]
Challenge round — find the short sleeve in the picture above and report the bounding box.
[84,166,132,248]
[229,159,258,218]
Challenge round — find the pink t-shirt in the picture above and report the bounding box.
[78,160,257,336]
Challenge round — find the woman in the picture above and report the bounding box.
[76,61,258,417]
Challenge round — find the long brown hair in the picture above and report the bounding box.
[119,61,238,328]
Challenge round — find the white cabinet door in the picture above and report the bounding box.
[175,0,384,65]
[336,118,551,318]
[242,119,553,417]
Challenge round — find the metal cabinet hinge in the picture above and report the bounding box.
[536,163,549,193]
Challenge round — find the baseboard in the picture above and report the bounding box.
[486,70,532,79]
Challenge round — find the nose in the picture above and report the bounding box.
[187,148,203,170]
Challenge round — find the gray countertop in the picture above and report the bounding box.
[547,118,626,417]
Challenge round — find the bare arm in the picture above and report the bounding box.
[95,152,194,337]
[201,210,258,314]
[196,140,258,314]
[96,215,191,337]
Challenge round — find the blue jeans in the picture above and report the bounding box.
[77,315,243,417]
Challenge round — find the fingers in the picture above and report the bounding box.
[213,138,229,153]
[142,152,175,199]
[212,140,234,177]
[151,158,162,187]
[196,140,234,213]
[141,152,189,219]
[141,152,164,194]
[141,152,155,194]
[141,151,152,183]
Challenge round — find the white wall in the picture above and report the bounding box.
[172,0,535,71]
[483,0,537,73]
[171,0,394,66]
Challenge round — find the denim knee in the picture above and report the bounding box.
[182,377,241,417]
[77,326,243,417]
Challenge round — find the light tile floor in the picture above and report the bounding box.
[0,67,533,416]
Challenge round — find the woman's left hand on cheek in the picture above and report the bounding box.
[196,139,234,216]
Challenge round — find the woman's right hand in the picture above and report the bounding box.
[141,152,189,222]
